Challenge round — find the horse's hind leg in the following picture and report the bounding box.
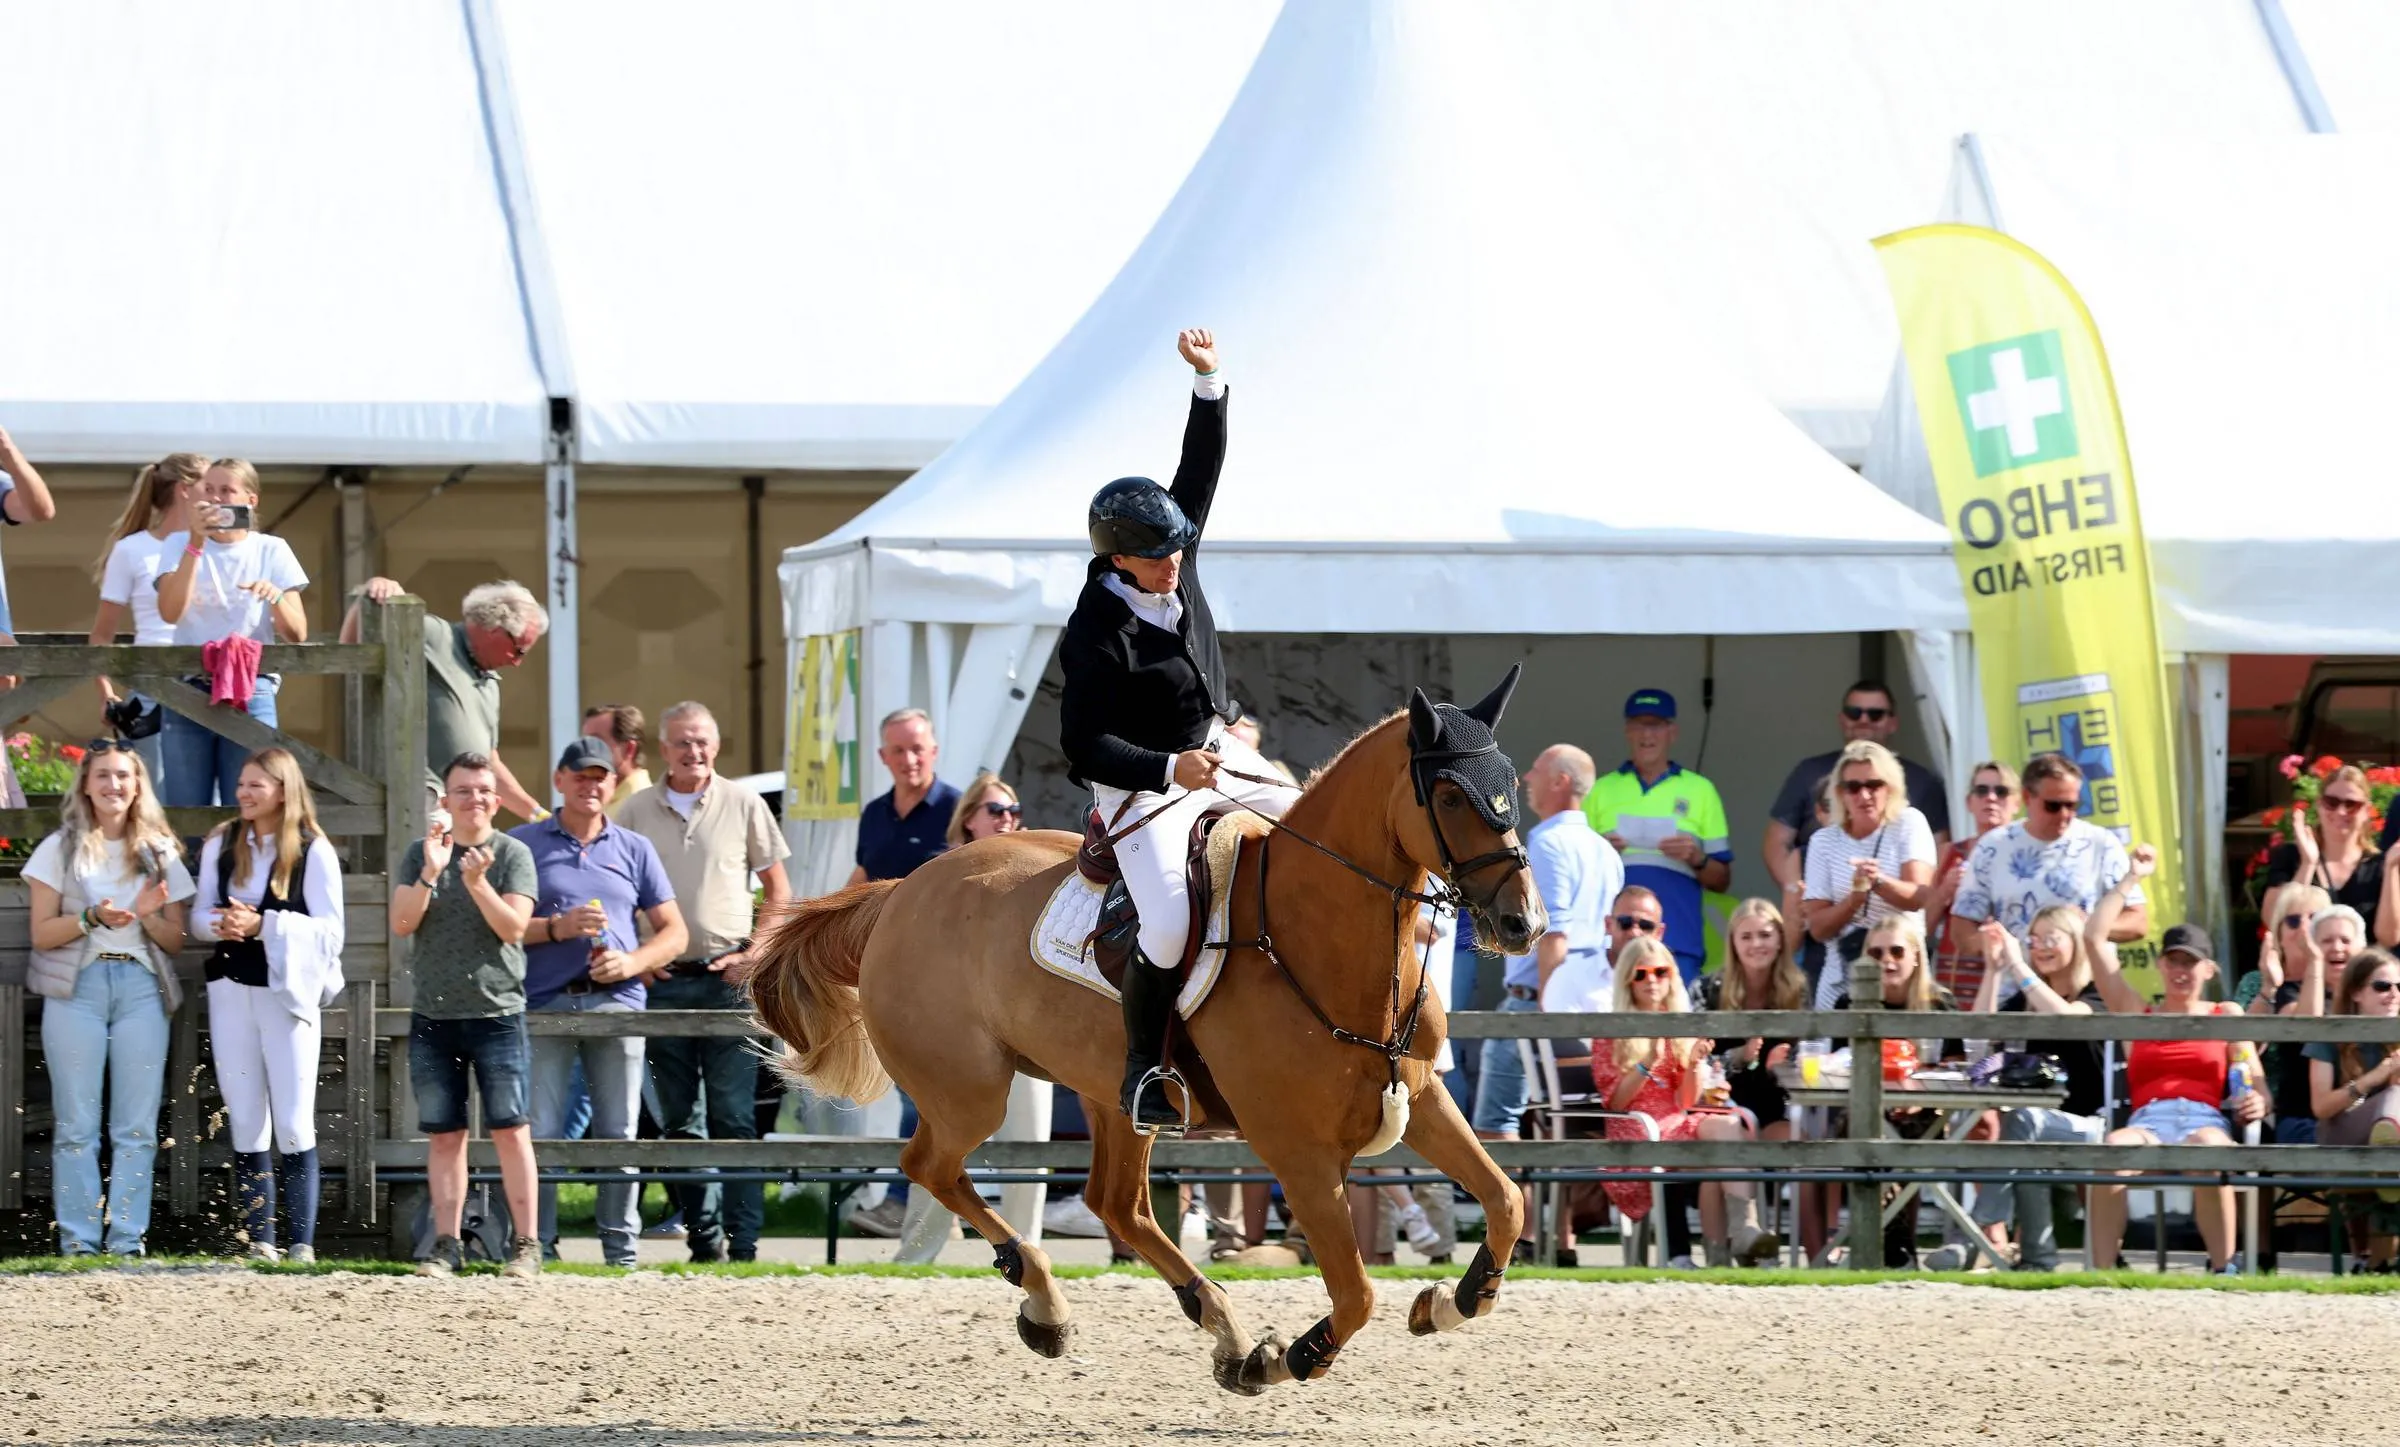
[1397,1081,1519,1337]
[1083,1104,1260,1393]
[899,1101,1075,1358]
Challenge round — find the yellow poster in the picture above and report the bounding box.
[1875,224,2182,934]
[787,630,861,821]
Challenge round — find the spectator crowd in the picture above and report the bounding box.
[8,447,2400,1275]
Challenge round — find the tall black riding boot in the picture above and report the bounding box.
[1119,953,1185,1133]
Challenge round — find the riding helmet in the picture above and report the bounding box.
[1087,476,1195,559]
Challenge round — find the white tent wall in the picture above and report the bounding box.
[2285,0,2400,132]
[0,1,549,465]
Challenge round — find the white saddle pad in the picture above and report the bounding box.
[1030,814,1262,1018]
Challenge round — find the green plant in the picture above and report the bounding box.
[3,733,83,862]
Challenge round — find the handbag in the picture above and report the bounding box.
[1995,1052,2069,1092]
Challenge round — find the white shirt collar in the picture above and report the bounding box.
[1102,571,1183,632]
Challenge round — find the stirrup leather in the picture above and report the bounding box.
[1128,1063,1194,1138]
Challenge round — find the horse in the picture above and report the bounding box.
[746,666,1545,1393]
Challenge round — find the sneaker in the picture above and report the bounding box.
[1042,1195,1109,1239]
[689,1236,731,1265]
[1554,1247,1581,1269]
[244,1241,282,1264]
[417,1236,463,1278]
[1667,1254,1698,1270]
[1808,1243,1848,1269]
[642,1214,689,1240]
[285,1243,317,1266]
[2373,1118,2400,1201]
[1396,1202,1444,1256]
[501,1235,543,1279]
[2211,1260,2243,1277]
[846,1196,908,1239]
[1921,1243,1971,1272]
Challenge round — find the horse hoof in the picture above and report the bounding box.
[1212,1353,1266,1397]
[1016,1304,1075,1359]
[1217,1333,1289,1394]
[1407,1284,1440,1337]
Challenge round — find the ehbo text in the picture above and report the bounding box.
[1953,471,2132,597]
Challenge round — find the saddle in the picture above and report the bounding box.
[1077,802,1239,985]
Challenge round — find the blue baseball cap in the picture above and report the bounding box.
[1624,688,1677,721]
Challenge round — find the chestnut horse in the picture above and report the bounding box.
[747,668,1544,1393]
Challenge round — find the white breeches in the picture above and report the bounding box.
[206,978,321,1154]
[1092,733,1300,968]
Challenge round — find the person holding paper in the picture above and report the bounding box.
[1583,689,1732,985]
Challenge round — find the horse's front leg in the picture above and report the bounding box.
[1235,1128,1377,1389]
[1397,1080,1520,1337]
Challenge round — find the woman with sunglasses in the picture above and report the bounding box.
[1965,908,2107,1269]
[1927,760,2022,1003]
[2086,845,2263,1274]
[1813,916,1961,1266]
[945,771,1027,846]
[1802,740,1937,1010]
[1591,937,1778,1268]
[2308,949,2400,1250]
[2264,766,2391,946]
[2238,883,2332,1142]
[193,747,344,1261]
[25,741,193,1256]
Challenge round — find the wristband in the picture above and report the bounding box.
[185,541,204,558]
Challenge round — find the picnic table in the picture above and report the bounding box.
[1778,1064,2066,1268]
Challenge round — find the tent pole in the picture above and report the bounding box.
[544,400,579,795]
[746,474,766,774]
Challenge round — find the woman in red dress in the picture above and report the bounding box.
[1593,937,1778,1266]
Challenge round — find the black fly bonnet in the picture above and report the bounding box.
[1406,665,1530,895]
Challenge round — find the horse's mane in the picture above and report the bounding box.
[1301,710,1408,793]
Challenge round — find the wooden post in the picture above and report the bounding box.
[168,982,202,1216]
[371,597,428,1167]
[1844,953,1885,1269]
[0,980,22,1210]
[344,979,377,1222]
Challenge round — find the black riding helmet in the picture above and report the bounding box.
[1088,476,1196,559]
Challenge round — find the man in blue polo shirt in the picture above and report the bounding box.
[514,736,687,1266]
[1583,689,1732,985]
[845,707,963,887]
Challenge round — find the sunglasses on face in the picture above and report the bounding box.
[2320,796,2368,814]
[2364,979,2400,996]
[981,801,1023,818]
[1970,783,2014,799]
[1612,915,1660,933]
[1842,706,1891,722]
[1865,945,1912,963]
[1628,966,1673,983]
[1840,778,1887,795]
[2036,796,2080,816]
[2282,913,2308,933]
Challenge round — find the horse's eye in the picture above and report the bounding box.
[1439,792,1462,810]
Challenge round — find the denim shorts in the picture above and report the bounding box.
[409,1013,532,1133]
[2127,1096,2231,1144]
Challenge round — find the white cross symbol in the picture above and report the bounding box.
[1965,346,2064,458]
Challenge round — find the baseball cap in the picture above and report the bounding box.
[1624,688,1677,721]
[2159,922,2215,962]
[555,736,617,775]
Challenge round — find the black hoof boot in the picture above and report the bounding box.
[1016,1303,1076,1359]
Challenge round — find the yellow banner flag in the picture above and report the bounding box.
[787,630,862,821]
[1874,224,2181,938]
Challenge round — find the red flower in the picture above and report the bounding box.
[2279,754,2306,780]
[2313,755,2343,779]
[2262,805,2288,826]
[59,744,86,763]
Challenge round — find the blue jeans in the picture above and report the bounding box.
[41,960,171,1255]
[1471,993,1542,1134]
[528,994,645,1265]
[158,675,280,808]
[409,1013,533,1134]
[645,973,765,1259]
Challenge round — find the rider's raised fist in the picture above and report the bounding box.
[1177,328,1218,373]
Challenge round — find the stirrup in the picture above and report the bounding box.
[1129,1063,1194,1139]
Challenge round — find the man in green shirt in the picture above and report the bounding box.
[391,751,543,1277]
[343,577,549,821]
[1582,688,1732,984]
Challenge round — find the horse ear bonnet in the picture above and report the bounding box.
[1407,668,1522,832]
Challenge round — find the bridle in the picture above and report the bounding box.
[1195,735,1529,1091]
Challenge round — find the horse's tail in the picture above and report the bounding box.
[744,880,897,1104]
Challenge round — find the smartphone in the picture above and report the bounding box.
[213,503,255,531]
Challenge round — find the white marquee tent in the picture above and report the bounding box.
[1864,131,2400,939]
[777,0,1964,890]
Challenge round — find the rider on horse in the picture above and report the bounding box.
[1059,328,1301,1132]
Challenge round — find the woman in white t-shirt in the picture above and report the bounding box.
[154,459,309,808]
[88,453,208,787]
[25,741,195,1256]
[1802,740,1937,1009]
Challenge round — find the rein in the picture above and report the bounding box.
[1198,762,1527,1092]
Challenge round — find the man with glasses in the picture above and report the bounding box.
[1763,680,1950,893]
[1951,751,2148,956]
[1584,689,1731,986]
[617,702,791,1262]
[343,577,551,822]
